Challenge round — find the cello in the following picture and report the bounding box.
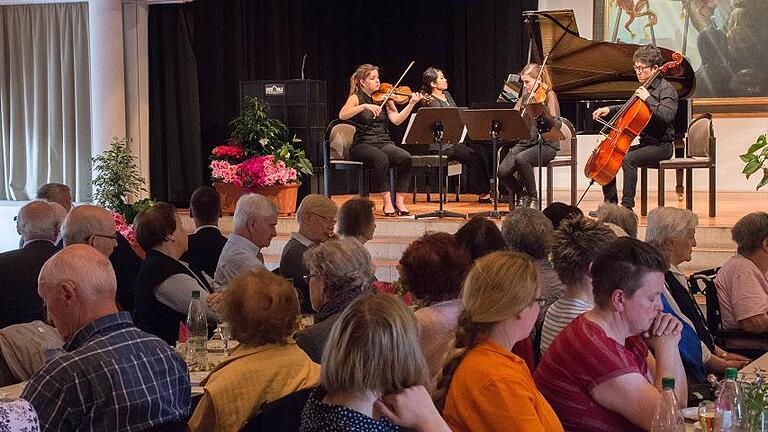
[583,53,684,186]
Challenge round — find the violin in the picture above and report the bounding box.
[372,83,432,105]
[527,82,550,104]
[583,53,684,186]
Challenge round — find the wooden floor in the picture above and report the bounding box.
[330,190,768,227]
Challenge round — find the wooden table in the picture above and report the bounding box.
[740,351,768,377]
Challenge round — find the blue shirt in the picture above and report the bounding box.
[22,312,190,431]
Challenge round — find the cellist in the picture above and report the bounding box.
[591,45,677,212]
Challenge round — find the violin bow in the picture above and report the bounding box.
[376,60,416,113]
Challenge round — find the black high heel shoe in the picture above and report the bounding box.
[382,205,397,217]
[395,206,410,216]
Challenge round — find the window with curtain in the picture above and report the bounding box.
[0,2,91,201]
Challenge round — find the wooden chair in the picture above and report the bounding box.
[658,113,716,217]
[545,118,578,206]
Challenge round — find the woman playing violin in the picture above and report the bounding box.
[591,44,677,212]
[339,64,421,216]
[421,67,492,203]
[497,63,560,210]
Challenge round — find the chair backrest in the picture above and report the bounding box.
[240,387,315,432]
[689,268,722,332]
[555,117,576,157]
[328,123,356,160]
[686,113,713,158]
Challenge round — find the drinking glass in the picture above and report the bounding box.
[219,322,231,356]
[698,401,715,432]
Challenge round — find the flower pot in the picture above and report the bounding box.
[213,182,299,216]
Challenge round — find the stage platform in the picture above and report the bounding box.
[186,189,767,282]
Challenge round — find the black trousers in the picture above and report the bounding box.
[444,143,491,195]
[602,142,673,208]
[497,143,557,198]
[349,143,413,193]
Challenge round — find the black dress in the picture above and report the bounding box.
[348,91,413,193]
[426,91,491,195]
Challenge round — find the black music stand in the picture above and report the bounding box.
[523,102,565,210]
[403,107,467,219]
[462,109,530,218]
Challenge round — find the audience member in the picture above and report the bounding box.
[188,268,320,431]
[213,194,277,290]
[23,245,190,431]
[502,207,565,316]
[47,202,67,247]
[300,294,450,432]
[535,237,686,432]
[542,202,583,229]
[0,399,40,431]
[453,216,505,261]
[36,183,72,213]
[646,207,749,380]
[714,211,768,350]
[133,202,217,345]
[62,204,141,312]
[296,239,374,363]
[180,186,227,278]
[337,197,376,244]
[0,201,60,328]
[280,194,338,313]
[439,251,563,431]
[540,217,616,355]
[595,202,638,239]
[398,232,472,383]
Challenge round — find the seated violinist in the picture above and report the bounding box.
[591,44,677,212]
[339,64,420,217]
[421,67,492,203]
[497,63,560,210]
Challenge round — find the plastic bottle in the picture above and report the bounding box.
[650,377,685,432]
[715,367,745,432]
[185,290,208,371]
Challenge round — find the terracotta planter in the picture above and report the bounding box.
[214,182,299,216]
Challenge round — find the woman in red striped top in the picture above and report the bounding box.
[534,237,687,431]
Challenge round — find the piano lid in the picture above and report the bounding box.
[523,10,695,100]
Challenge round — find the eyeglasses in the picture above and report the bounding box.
[532,297,547,307]
[633,64,652,73]
[302,274,319,285]
[311,212,336,225]
[91,233,118,242]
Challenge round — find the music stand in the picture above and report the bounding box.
[462,109,530,218]
[403,107,466,219]
[523,102,565,210]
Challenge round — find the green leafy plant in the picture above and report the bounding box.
[740,133,768,190]
[92,137,151,223]
[743,374,768,431]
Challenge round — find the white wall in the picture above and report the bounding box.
[537,0,594,39]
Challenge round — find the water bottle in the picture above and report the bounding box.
[715,367,746,432]
[650,377,685,432]
[185,290,208,371]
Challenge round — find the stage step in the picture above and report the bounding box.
[182,216,737,282]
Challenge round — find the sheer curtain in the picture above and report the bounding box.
[0,2,91,201]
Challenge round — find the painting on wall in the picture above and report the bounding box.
[598,0,768,98]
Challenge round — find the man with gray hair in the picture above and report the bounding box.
[715,211,768,349]
[22,245,190,431]
[213,193,278,290]
[0,201,61,328]
[37,182,73,213]
[280,194,338,313]
[62,204,142,312]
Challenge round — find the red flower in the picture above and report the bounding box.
[212,145,245,160]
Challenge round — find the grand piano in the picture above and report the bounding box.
[522,9,696,135]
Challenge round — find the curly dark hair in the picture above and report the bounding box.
[399,232,472,305]
[453,216,505,261]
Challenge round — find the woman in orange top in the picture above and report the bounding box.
[437,251,563,432]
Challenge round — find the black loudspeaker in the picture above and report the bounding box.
[240,80,328,197]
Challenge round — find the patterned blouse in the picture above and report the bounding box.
[300,387,400,432]
[0,399,40,432]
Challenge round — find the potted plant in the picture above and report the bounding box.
[92,136,153,255]
[210,97,313,215]
[740,133,768,190]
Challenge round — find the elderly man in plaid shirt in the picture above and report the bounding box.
[22,244,190,431]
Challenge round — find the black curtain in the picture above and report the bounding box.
[148,0,537,204]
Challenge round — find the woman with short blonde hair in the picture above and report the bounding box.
[301,294,451,432]
[189,268,319,432]
[439,251,563,431]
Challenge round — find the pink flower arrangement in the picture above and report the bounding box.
[112,211,137,248]
[238,155,298,189]
[210,160,242,185]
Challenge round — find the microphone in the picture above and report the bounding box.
[301,54,307,80]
